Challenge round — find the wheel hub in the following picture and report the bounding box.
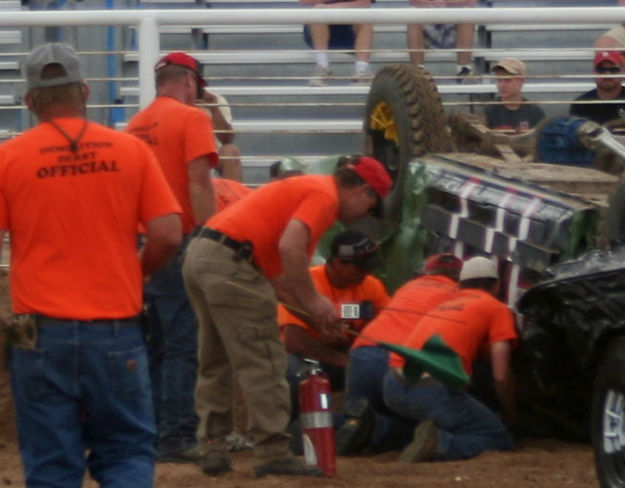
[603,388,625,454]
[370,102,399,146]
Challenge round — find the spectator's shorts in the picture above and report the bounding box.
[424,24,457,49]
[304,24,356,50]
[416,1,476,49]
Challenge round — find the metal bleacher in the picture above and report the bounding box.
[0,2,623,183]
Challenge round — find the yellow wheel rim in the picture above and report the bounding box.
[370,102,399,146]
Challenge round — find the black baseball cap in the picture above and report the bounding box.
[330,230,381,272]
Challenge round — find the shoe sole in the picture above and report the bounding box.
[399,420,438,463]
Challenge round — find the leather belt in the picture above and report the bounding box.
[37,315,142,326]
[197,227,254,262]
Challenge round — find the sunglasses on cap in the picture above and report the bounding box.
[337,238,378,261]
[595,66,622,74]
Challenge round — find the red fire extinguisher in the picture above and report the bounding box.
[299,360,336,477]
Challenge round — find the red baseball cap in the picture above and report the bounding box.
[593,50,624,69]
[424,253,463,273]
[347,156,392,199]
[154,52,206,87]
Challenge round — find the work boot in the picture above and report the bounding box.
[287,418,303,456]
[157,443,206,464]
[200,452,232,476]
[254,457,324,478]
[399,419,438,463]
[226,428,253,452]
[335,398,376,456]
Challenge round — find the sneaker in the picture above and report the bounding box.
[335,398,376,456]
[254,457,324,478]
[399,419,438,463]
[226,429,253,452]
[157,443,207,464]
[200,453,232,476]
[308,65,331,87]
[352,68,374,85]
[456,66,473,85]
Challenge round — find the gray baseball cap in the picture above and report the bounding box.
[25,43,84,90]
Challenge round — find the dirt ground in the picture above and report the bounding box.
[0,274,600,488]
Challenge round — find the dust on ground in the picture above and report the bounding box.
[0,273,599,488]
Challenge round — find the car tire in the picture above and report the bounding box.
[592,335,625,488]
[364,64,451,221]
[605,179,625,245]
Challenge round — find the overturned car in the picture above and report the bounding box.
[361,64,625,488]
[278,64,625,488]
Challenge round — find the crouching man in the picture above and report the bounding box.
[383,256,517,462]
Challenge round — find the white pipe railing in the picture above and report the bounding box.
[1,7,625,106]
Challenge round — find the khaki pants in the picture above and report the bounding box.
[182,237,291,462]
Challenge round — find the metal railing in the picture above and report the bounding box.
[1,6,625,106]
[1,6,625,179]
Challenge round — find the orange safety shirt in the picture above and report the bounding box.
[278,264,390,341]
[213,178,252,212]
[352,274,458,350]
[0,118,181,319]
[207,174,339,278]
[390,288,517,377]
[126,96,218,234]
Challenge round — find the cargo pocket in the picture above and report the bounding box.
[235,324,286,377]
[108,344,150,400]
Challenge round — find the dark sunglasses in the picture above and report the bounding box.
[595,66,622,74]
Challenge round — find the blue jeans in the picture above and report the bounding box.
[383,371,514,460]
[345,346,414,453]
[9,319,155,488]
[145,243,199,455]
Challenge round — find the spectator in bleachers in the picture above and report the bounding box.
[570,50,625,125]
[407,0,476,83]
[594,0,625,52]
[484,57,545,133]
[200,91,243,181]
[300,0,374,86]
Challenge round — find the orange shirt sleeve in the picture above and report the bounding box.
[366,277,391,313]
[184,108,219,167]
[292,194,339,255]
[487,302,518,347]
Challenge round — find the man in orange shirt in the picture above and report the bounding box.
[182,154,391,477]
[1,43,182,487]
[383,256,517,462]
[278,229,389,420]
[336,253,462,455]
[213,177,252,212]
[126,52,219,463]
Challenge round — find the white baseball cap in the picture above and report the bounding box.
[459,256,499,281]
